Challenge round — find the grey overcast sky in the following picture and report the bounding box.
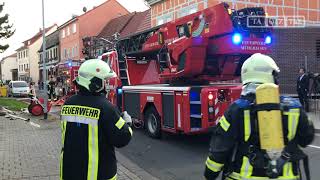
[0,0,149,59]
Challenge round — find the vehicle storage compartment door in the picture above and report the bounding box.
[124,92,140,119]
[162,92,174,128]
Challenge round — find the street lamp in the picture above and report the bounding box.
[41,0,48,119]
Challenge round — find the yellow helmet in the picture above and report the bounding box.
[76,59,117,92]
[241,53,280,85]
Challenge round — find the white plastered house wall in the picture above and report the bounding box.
[1,55,17,81]
[29,25,57,83]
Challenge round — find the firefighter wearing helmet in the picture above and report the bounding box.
[60,59,133,180]
[204,53,314,180]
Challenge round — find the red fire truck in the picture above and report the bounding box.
[99,3,271,138]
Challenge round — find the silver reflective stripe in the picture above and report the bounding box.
[62,115,98,126]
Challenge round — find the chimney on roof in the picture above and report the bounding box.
[72,14,77,19]
[83,6,87,13]
[39,28,42,32]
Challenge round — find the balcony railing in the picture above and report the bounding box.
[145,0,163,5]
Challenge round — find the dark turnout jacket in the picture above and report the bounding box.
[204,95,314,180]
[60,91,132,180]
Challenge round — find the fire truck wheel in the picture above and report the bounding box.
[145,107,161,139]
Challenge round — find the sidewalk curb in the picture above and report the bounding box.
[116,151,159,180]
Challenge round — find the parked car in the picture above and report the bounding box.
[7,81,30,97]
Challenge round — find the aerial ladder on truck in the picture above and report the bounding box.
[99,2,272,138]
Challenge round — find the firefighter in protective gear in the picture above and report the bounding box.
[204,53,315,180]
[60,59,133,180]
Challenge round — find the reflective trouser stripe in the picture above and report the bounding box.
[60,121,67,180]
[283,162,294,178]
[115,117,126,129]
[129,127,133,136]
[244,110,251,142]
[228,172,299,180]
[108,174,117,180]
[88,124,99,180]
[219,116,230,132]
[284,109,300,141]
[240,156,253,177]
[205,157,224,172]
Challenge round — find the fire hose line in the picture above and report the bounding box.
[132,118,144,129]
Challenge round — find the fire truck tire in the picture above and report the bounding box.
[144,107,161,138]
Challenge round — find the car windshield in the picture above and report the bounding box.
[13,82,28,88]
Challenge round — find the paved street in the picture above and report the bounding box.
[119,129,320,180]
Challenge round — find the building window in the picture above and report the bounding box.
[23,64,25,70]
[72,23,76,33]
[64,48,67,58]
[62,30,65,38]
[178,4,198,18]
[157,13,173,25]
[317,39,320,61]
[67,27,70,36]
[50,50,52,59]
[28,41,30,45]
[75,45,78,56]
[26,50,28,57]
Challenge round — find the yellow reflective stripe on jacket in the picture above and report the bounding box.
[60,121,67,180]
[244,110,251,142]
[240,156,253,177]
[205,157,224,172]
[284,109,300,141]
[283,162,294,178]
[115,117,126,129]
[229,172,299,180]
[219,116,230,132]
[108,174,117,180]
[87,124,99,180]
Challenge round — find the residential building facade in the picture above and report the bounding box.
[16,46,30,81]
[16,25,57,83]
[146,0,320,26]
[0,53,18,82]
[39,30,60,81]
[59,0,129,64]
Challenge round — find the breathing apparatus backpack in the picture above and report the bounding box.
[225,83,310,180]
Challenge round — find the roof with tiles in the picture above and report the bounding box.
[120,9,151,38]
[98,12,135,38]
[1,53,17,61]
[22,24,57,47]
